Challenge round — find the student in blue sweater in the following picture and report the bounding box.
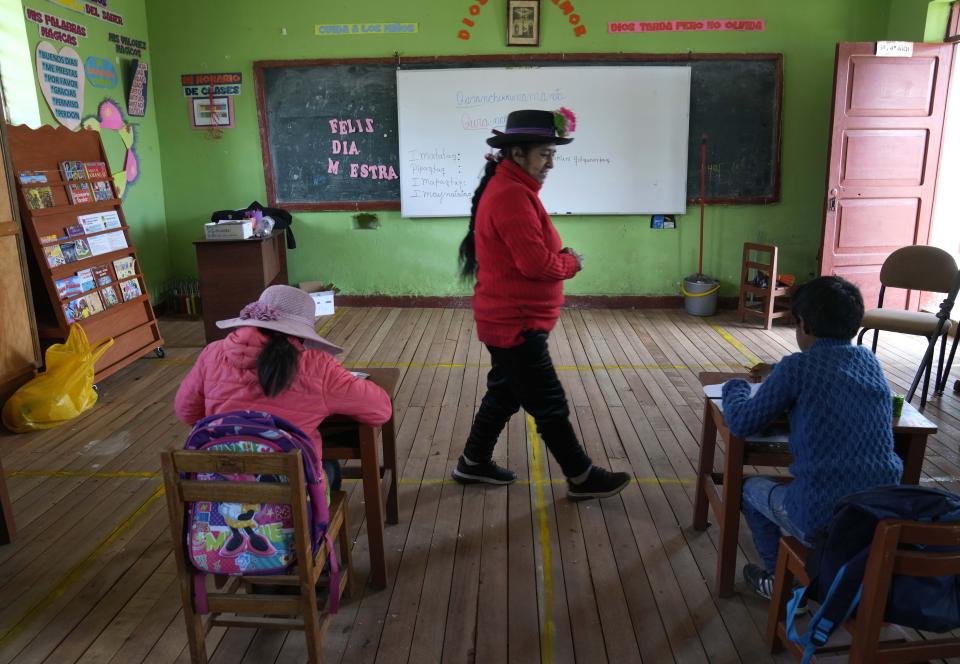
[722,276,903,599]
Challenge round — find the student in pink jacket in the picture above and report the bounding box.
[175,285,392,482]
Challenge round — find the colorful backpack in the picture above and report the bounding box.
[182,410,339,612]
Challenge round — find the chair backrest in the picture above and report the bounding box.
[742,242,777,270]
[160,449,317,587]
[845,518,960,661]
[879,245,958,293]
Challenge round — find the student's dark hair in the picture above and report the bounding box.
[790,275,864,340]
[257,330,300,397]
[458,145,533,280]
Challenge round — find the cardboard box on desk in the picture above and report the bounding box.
[299,281,335,317]
[204,220,253,240]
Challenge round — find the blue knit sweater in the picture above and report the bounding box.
[722,338,903,535]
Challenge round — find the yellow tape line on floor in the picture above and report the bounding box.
[709,324,762,366]
[0,485,165,650]
[155,358,745,371]
[526,413,555,664]
[8,470,692,486]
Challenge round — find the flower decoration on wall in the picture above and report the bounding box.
[82,99,140,199]
[553,107,576,138]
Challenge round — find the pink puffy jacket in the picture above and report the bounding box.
[174,327,392,450]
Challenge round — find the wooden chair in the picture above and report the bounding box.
[766,521,960,663]
[161,449,353,664]
[738,243,791,329]
[857,245,959,410]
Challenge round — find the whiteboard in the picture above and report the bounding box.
[397,66,691,217]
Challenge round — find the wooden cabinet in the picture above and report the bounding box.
[0,90,41,406]
[194,231,287,343]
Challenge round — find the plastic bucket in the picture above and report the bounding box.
[681,275,720,316]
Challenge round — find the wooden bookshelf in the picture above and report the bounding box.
[5,125,163,383]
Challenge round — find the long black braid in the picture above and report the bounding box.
[458,146,532,280]
[458,156,498,280]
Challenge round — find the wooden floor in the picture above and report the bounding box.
[1,307,959,664]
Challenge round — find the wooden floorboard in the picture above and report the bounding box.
[0,307,957,663]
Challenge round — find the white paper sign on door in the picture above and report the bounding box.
[876,41,914,57]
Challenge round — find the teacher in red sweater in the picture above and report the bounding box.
[452,109,632,500]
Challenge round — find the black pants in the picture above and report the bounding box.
[463,331,592,478]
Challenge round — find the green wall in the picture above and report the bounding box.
[145,0,897,297]
[13,0,169,299]
[887,0,953,41]
[0,0,40,125]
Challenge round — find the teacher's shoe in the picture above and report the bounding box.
[567,466,631,500]
[452,455,517,485]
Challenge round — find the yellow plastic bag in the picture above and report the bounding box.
[2,325,113,433]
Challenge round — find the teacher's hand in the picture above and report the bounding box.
[562,247,583,270]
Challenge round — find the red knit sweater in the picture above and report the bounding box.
[472,160,580,348]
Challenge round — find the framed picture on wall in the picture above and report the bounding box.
[190,96,234,129]
[507,0,540,47]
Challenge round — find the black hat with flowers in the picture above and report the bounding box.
[487,108,576,148]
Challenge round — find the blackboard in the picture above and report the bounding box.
[255,60,400,210]
[254,54,782,211]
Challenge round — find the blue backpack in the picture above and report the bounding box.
[788,485,960,662]
[183,410,339,613]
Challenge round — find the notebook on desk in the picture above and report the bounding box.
[703,381,788,443]
[703,381,762,400]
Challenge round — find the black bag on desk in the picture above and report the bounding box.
[210,201,296,249]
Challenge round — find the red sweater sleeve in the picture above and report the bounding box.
[321,362,393,426]
[490,191,579,282]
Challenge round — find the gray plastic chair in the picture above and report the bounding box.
[857,245,959,410]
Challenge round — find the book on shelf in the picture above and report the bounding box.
[25,186,55,209]
[43,244,65,268]
[77,268,96,293]
[65,223,84,237]
[74,238,92,260]
[55,275,83,299]
[120,277,142,302]
[18,171,48,185]
[93,264,111,286]
[77,213,105,234]
[91,180,114,201]
[100,284,120,308]
[59,160,86,182]
[67,183,93,205]
[102,211,122,229]
[63,291,105,324]
[39,233,60,245]
[60,241,79,263]
[113,256,136,279]
[83,161,109,179]
[87,231,126,256]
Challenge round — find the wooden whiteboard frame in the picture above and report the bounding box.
[253,53,782,211]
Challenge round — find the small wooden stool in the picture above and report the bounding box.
[738,242,791,330]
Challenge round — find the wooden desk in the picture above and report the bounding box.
[194,231,287,343]
[692,371,938,597]
[319,367,399,590]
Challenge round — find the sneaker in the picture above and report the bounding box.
[743,563,775,599]
[742,564,809,614]
[566,466,631,500]
[451,456,516,485]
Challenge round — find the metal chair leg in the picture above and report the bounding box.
[907,334,939,407]
[937,330,959,395]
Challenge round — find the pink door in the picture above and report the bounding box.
[819,42,954,310]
